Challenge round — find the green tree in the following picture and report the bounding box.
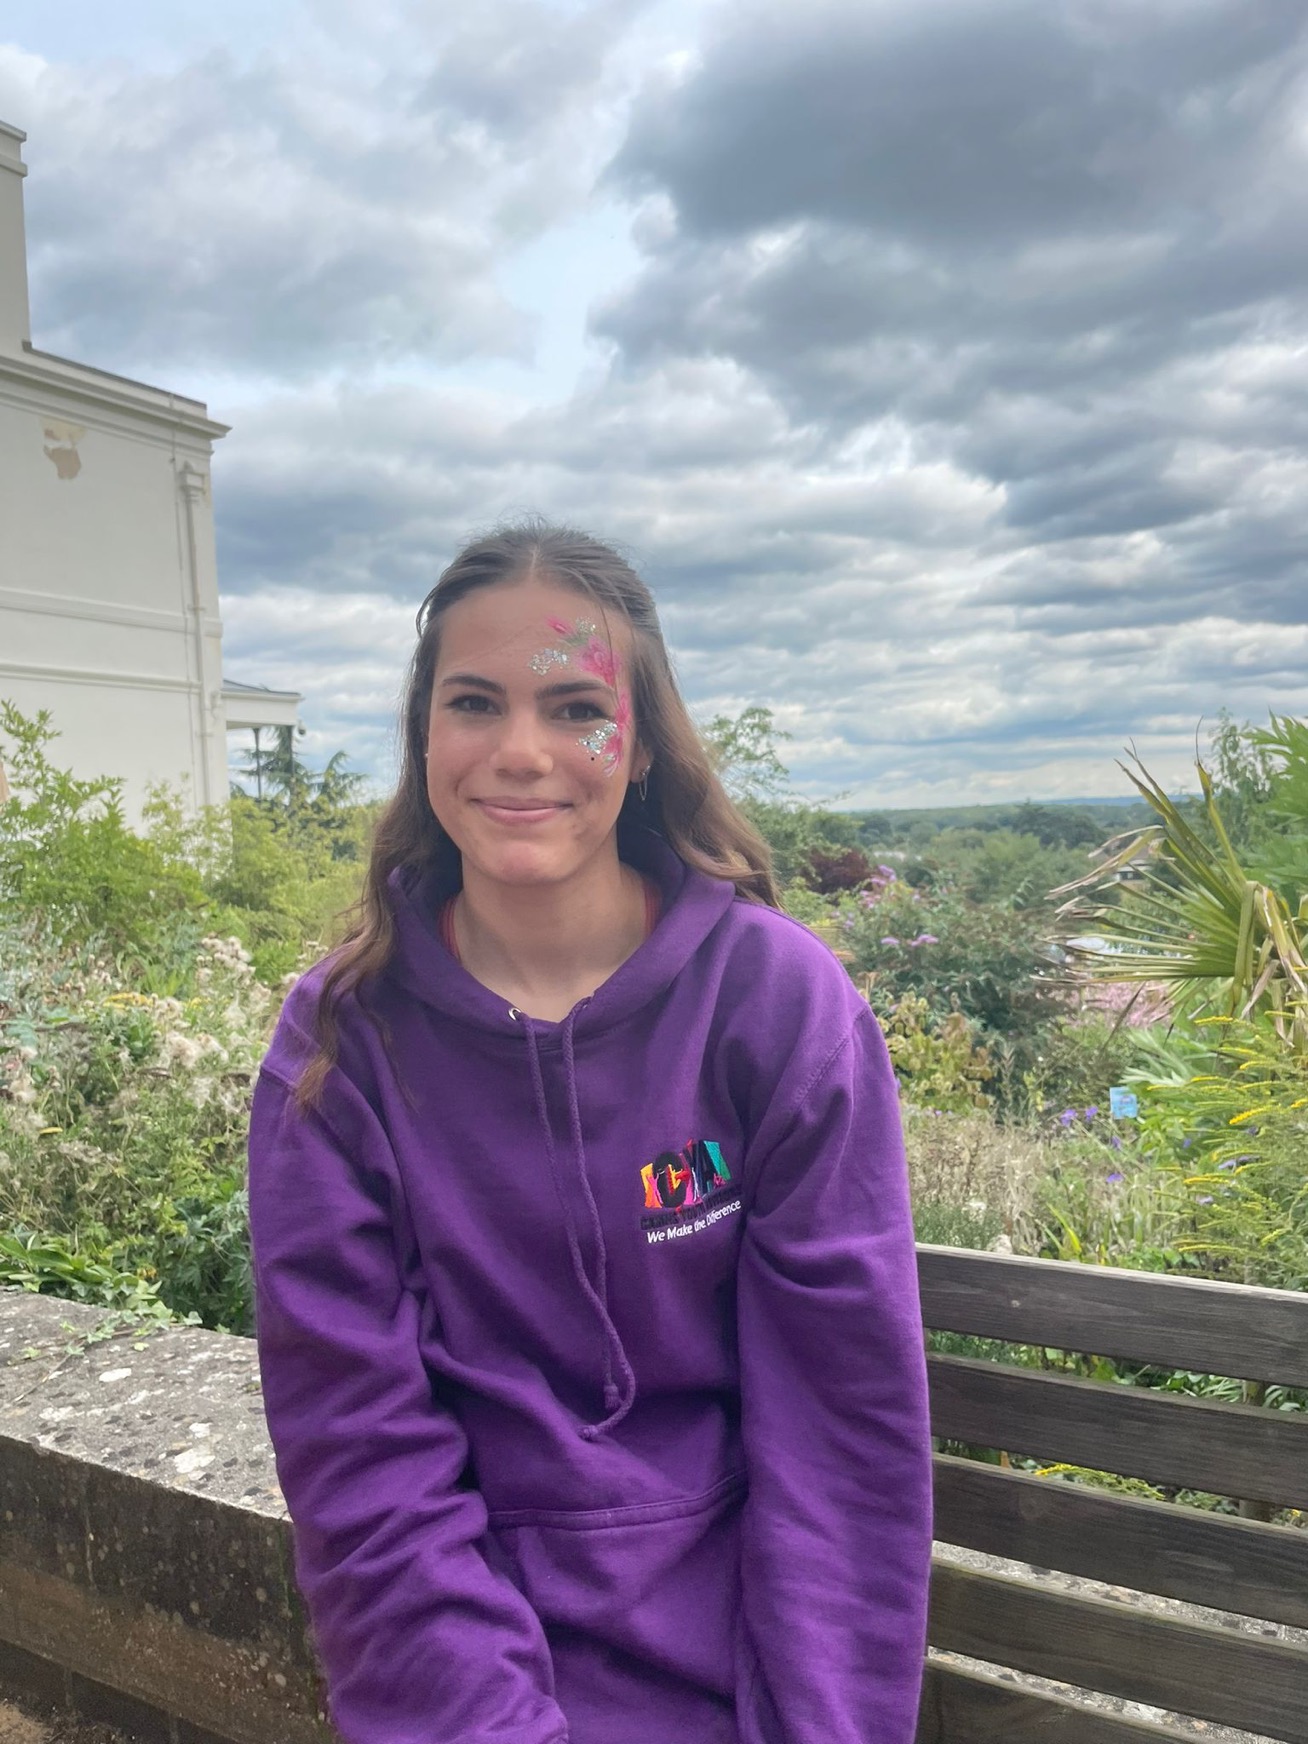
[237,725,315,814]
[699,706,862,885]
[701,705,792,804]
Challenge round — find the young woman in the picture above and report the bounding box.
[248,523,933,1744]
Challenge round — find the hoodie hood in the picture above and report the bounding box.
[384,826,737,1041]
[384,827,738,1436]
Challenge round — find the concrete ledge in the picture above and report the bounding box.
[0,1291,334,1744]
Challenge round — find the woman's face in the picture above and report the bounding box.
[425,575,645,892]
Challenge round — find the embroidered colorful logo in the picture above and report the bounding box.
[640,1141,741,1243]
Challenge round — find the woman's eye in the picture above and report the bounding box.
[449,695,494,713]
[561,700,606,721]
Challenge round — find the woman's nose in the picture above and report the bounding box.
[490,708,553,773]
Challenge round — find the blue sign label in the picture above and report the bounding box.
[1109,1086,1139,1120]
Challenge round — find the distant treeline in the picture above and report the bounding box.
[842,798,1156,852]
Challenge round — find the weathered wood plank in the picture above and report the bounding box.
[932,1453,1308,1628]
[917,1244,1308,1388]
[928,1561,1308,1744]
[929,1355,1308,1509]
[918,1659,1197,1744]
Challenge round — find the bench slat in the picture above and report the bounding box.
[917,1244,1308,1388]
[929,1354,1308,1509]
[933,1453,1308,1628]
[918,1659,1198,1743]
[929,1562,1308,1743]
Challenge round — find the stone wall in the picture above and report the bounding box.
[0,1291,333,1744]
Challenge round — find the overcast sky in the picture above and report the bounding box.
[4,0,1307,807]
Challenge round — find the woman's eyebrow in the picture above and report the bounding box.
[439,673,615,699]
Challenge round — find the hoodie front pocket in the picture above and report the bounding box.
[488,1472,745,1699]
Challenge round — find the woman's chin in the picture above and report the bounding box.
[466,845,572,888]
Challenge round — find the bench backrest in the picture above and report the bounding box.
[914,1243,1308,1744]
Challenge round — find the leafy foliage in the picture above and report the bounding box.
[700,706,863,884]
[881,993,994,1113]
[1,702,372,988]
[0,923,271,1330]
[838,868,1066,1059]
[1056,733,1308,1048]
[0,703,208,983]
[1140,1008,1308,1289]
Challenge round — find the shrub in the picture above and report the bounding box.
[1139,1007,1308,1290]
[0,922,272,1330]
[837,869,1065,1053]
[805,846,872,894]
[882,992,994,1113]
[1,702,369,991]
[1017,1011,1148,1123]
[0,703,208,985]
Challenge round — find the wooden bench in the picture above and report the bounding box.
[914,1244,1308,1743]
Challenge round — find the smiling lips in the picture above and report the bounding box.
[473,798,570,825]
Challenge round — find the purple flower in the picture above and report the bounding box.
[1218,1157,1238,1170]
[1110,1135,1122,1149]
[1084,1105,1098,1120]
[1106,1171,1124,1184]
[916,933,939,945]
[1196,1194,1214,1205]
[877,865,896,879]
[881,936,899,946]
[1182,1138,1192,1149]
[1058,1109,1077,1127]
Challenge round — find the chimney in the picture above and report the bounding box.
[0,120,32,355]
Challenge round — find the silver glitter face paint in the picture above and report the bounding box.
[527,618,601,676]
[579,720,618,759]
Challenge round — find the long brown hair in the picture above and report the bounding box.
[296,518,779,1109]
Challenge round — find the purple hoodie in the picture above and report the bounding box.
[248,829,932,1744]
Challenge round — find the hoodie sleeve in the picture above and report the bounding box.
[248,1065,568,1744]
[736,1002,932,1744]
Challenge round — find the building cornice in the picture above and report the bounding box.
[0,583,222,640]
[0,343,229,442]
[0,656,207,697]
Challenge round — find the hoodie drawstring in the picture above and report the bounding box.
[523,1009,637,1440]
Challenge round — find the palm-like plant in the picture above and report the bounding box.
[1051,748,1308,1054]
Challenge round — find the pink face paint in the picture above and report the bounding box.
[587,692,632,777]
[577,636,619,689]
[527,616,631,776]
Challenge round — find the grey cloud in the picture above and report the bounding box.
[609,0,1303,249]
[596,0,1308,577]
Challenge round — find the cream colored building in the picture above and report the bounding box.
[0,119,299,820]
